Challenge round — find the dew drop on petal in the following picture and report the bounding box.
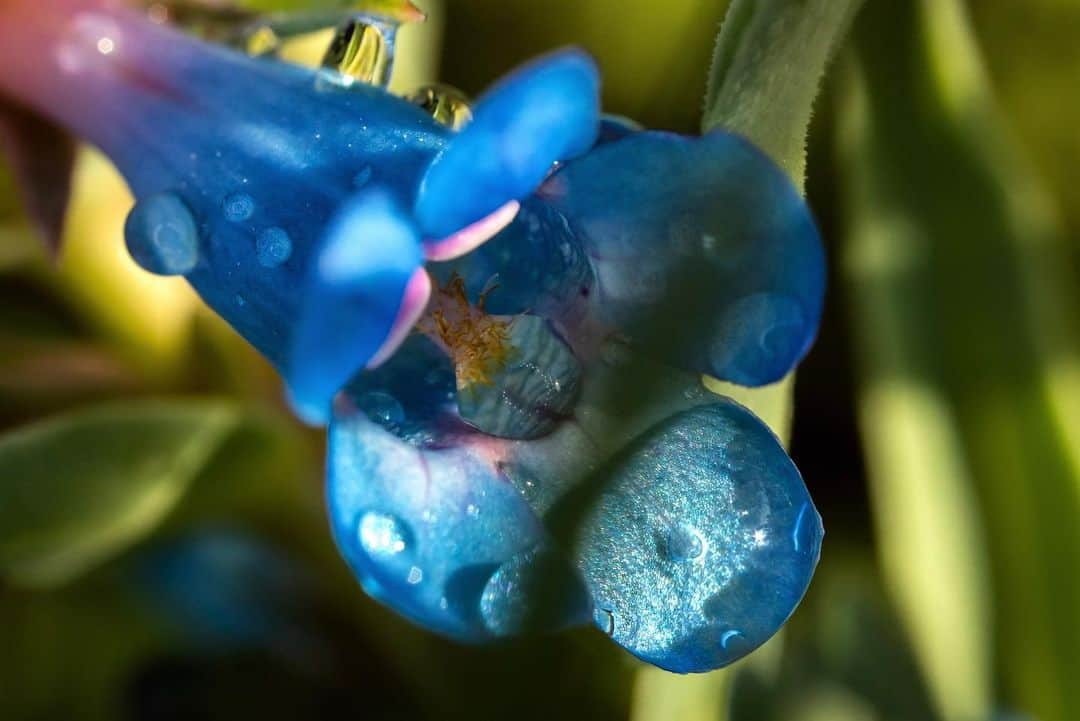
[479,548,591,637]
[457,315,582,439]
[409,84,473,130]
[665,523,705,562]
[353,166,374,188]
[124,192,199,276]
[255,227,293,268]
[222,192,254,222]
[356,391,405,428]
[320,18,396,87]
[358,511,412,559]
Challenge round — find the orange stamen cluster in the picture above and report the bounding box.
[417,274,514,389]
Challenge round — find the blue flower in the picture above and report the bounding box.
[0,0,825,673]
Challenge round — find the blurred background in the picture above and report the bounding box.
[1,0,1078,720]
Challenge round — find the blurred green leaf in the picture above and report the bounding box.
[727,551,942,721]
[0,400,238,588]
[703,0,863,189]
[840,1,1080,720]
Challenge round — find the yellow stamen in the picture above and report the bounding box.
[417,274,514,390]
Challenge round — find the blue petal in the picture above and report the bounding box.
[415,49,600,239]
[541,129,825,386]
[287,191,422,424]
[326,383,578,640]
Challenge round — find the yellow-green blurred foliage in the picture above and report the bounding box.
[1,1,1079,720]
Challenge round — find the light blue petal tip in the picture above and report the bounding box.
[286,191,422,425]
[416,48,601,238]
[543,129,825,386]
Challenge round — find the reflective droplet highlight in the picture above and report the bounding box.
[353,166,374,188]
[409,84,473,130]
[665,523,705,562]
[479,548,590,636]
[320,18,396,87]
[356,391,405,428]
[222,192,254,222]
[255,227,292,268]
[124,192,199,276]
[594,607,615,636]
[567,401,822,673]
[358,511,411,558]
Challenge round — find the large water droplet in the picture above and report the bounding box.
[600,338,633,367]
[222,193,254,222]
[409,84,473,130]
[593,607,615,636]
[567,401,822,673]
[255,227,293,268]
[665,523,705,562]
[124,192,199,276]
[320,18,397,87]
[356,391,405,428]
[358,511,411,558]
[479,548,591,636]
[791,501,822,554]
[56,13,123,74]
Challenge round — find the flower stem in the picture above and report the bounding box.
[702,0,863,191]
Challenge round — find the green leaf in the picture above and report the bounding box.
[0,400,239,588]
[839,1,1080,720]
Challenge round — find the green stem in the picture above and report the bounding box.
[703,0,863,190]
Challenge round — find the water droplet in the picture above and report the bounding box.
[255,227,293,268]
[353,166,373,188]
[479,549,591,636]
[466,503,479,517]
[56,13,123,74]
[356,391,405,427]
[720,629,743,649]
[665,523,705,562]
[235,294,247,307]
[407,566,424,585]
[594,607,615,636]
[408,84,473,129]
[600,338,633,367]
[320,18,397,87]
[124,192,199,276]
[222,193,254,222]
[358,511,411,558]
